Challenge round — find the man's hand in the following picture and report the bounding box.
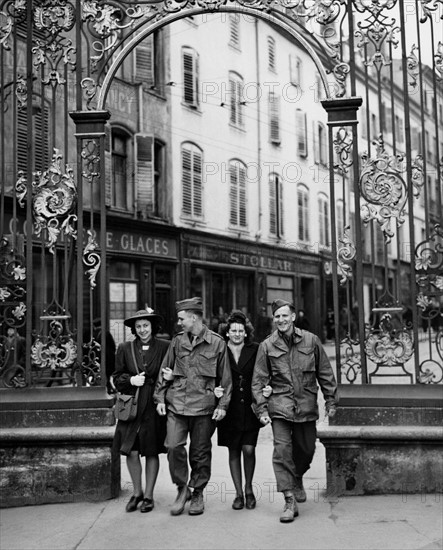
[162,367,174,381]
[212,408,226,421]
[260,415,272,425]
[326,405,337,418]
[131,373,145,387]
[156,403,167,416]
[214,386,224,398]
[262,385,273,398]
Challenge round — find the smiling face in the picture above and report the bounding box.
[134,319,152,344]
[177,310,195,333]
[273,305,296,335]
[227,322,246,346]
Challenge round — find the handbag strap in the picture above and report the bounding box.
[130,341,140,374]
[130,341,140,404]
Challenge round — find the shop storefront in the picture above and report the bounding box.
[105,220,179,344]
[182,232,323,341]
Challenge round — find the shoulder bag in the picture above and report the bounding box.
[114,342,140,422]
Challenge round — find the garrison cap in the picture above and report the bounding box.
[175,297,203,313]
[271,299,295,315]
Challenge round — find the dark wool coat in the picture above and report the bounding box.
[217,342,262,446]
[113,337,169,456]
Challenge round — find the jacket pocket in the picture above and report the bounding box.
[173,352,189,376]
[298,347,316,387]
[268,349,287,373]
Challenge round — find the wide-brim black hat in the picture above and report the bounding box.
[124,308,163,328]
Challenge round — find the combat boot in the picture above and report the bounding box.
[170,485,191,516]
[279,492,299,523]
[188,489,204,515]
[294,476,307,502]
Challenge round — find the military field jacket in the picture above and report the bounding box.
[154,325,232,416]
[251,327,338,422]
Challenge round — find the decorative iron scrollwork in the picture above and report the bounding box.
[337,226,356,285]
[16,148,77,253]
[360,136,408,244]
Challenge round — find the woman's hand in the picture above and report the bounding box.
[262,385,273,398]
[214,386,224,398]
[162,367,174,381]
[131,373,145,387]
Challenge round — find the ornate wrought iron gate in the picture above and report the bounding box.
[0,0,442,389]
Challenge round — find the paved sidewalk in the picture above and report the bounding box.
[1,426,442,550]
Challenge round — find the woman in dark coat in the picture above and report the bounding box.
[113,308,170,513]
[217,311,271,511]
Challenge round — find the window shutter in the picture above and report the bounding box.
[269,176,277,235]
[229,163,238,225]
[313,122,319,163]
[319,124,327,165]
[239,164,247,227]
[296,109,307,157]
[230,78,237,125]
[269,93,280,144]
[277,177,284,236]
[182,145,202,217]
[193,150,202,216]
[135,35,154,88]
[268,37,275,70]
[104,125,112,207]
[183,50,198,106]
[182,148,193,215]
[289,54,301,86]
[135,134,154,215]
[17,109,28,173]
[411,126,419,151]
[229,14,240,47]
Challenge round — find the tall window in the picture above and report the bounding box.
[296,109,307,157]
[229,13,240,48]
[229,160,247,228]
[267,36,276,71]
[110,129,133,211]
[289,54,302,87]
[269,173,284,237]
[134,135,166,218]
[318,194,330,247]
[229,72,244,127]
[298,185,309,242]
[269,92,280,144]
[135,30,164,92]
[314,122,327,166]
[182,142,203,218]
[182,47,199,108]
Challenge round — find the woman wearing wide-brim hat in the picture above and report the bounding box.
[112,308,170,513]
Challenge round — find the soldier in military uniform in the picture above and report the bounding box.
[154,297,232,516]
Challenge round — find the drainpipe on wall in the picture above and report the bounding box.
[255,18,262,240]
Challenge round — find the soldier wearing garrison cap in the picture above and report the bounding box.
[251,299,338,524]
[154,297,232,517]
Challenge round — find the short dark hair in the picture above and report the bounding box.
[222,310,254,342]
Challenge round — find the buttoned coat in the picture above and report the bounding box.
[251,327,338,422]
[154,325,232,416]
[113,337,169,456]
[217,342,262,445]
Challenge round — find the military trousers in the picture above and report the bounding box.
[165,411,216,491]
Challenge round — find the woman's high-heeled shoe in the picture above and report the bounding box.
[126,494,144,512]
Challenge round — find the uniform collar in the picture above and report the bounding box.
[270,325,302,350]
